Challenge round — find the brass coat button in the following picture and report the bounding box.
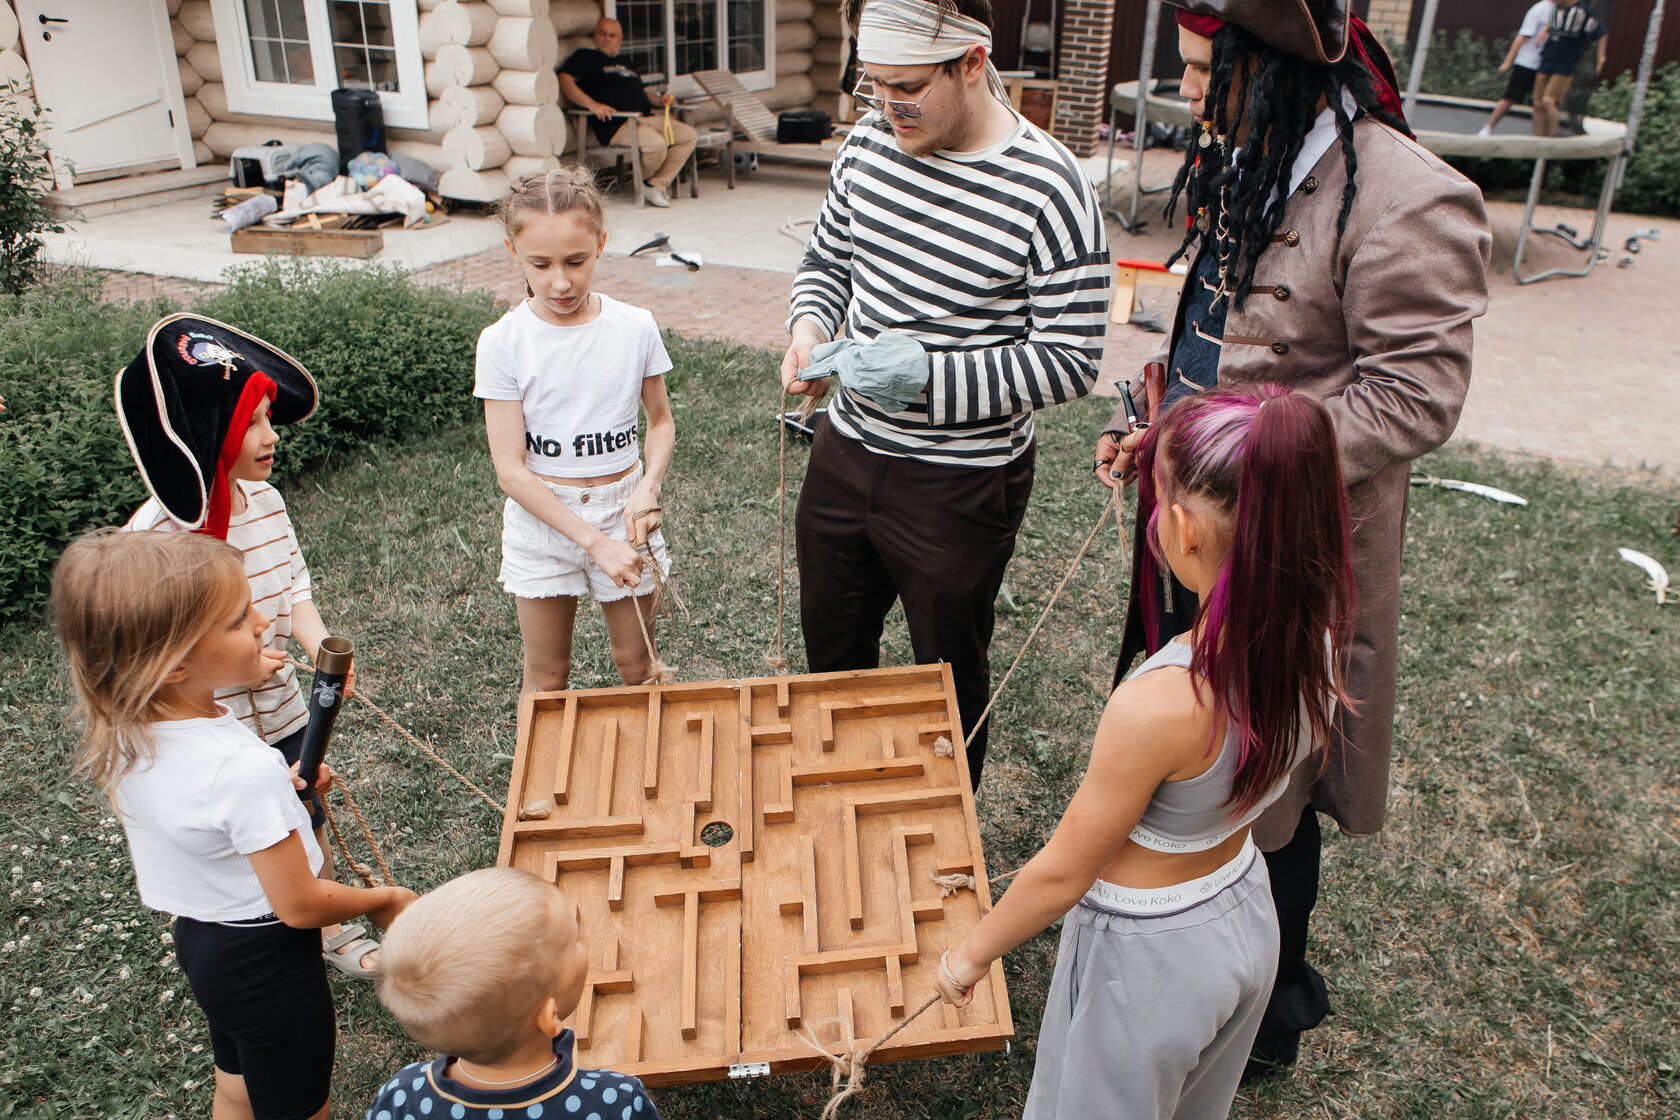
[1302,175,1318,194]
[1271,341,1290,355]
[1283,229,1300,247]
[1273,284,1292,301]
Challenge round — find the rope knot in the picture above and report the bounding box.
[928,869,976,898]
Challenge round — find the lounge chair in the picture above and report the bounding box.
[691,69,850,165]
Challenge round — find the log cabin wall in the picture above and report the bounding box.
[171,0,568,203]
[0,2,34,116]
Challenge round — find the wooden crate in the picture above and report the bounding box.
[498,665,1012,1086]
[230,225,383,259]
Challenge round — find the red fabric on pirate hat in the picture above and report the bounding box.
[1171,1,1411,135]
[1174,10,1227,38]
[114,314,317,539]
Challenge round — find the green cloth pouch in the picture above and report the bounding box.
[797,331,928,413]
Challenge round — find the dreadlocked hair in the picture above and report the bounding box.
[1163,22,1408,311]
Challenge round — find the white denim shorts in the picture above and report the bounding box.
[498,465,669,603]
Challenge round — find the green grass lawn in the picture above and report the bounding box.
[2,334,1677,1119]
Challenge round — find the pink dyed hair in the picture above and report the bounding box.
[1134,385,1356,816]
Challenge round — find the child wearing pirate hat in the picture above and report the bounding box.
[116,313,383,980]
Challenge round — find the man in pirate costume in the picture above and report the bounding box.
[1092,0,1492,1076]
[780,0,1110,788]
[117,314,382,980]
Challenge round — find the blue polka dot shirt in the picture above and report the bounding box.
[367,1029,661,1120]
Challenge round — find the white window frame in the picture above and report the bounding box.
[207,0,428,130]
[607,0,776,99]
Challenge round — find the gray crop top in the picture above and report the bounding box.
[1125,638,1319,853]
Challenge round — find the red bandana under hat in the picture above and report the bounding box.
[203,373,277,540]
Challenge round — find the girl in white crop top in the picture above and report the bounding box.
[937,386,1355,1120]
[476,168,677,692]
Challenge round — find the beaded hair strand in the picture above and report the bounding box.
[1162,22,1404,310]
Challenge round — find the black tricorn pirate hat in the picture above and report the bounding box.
[1166,0,1352,65]
[114,313,317,531]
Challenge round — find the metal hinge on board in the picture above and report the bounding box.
[727,1061,771,1079]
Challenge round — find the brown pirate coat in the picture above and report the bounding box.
[1108,116,1492,849]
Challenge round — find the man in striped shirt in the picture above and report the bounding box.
[781,0,1110,786]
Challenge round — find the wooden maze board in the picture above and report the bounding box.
[497,665,1013,1086]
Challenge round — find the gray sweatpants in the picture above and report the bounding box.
[1022,850,1279,1120]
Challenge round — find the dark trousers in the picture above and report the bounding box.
[1256,807,1332,1051]
[795,420,1035,788]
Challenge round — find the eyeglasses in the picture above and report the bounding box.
[852,67,948,120]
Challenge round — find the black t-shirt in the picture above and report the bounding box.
[559,48,652,143]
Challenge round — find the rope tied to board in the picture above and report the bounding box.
[798,992,945,1120]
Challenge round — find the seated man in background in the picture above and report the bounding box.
[558,17,698,208]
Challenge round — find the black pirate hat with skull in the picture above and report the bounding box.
[115,313,317,538]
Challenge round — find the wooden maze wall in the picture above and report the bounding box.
[497,665,1013,1085]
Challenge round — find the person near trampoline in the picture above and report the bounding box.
[1090,0,1491,1082]
[1479,0,1554,136]
[557,18,697,208]
[1535,0,1608,137]
[780,0,1110,791]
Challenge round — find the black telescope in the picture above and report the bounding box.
[296,636,353,800]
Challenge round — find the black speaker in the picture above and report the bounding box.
[776,110,833,144]
[331,88,385,171]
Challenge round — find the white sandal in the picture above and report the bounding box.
[323,924,380,979]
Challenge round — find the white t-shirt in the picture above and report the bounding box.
[474,293,673,478]
[115,707,323,922]
[1516,1,1556,70]
[124,480,312,742]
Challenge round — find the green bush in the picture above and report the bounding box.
[0,276,173,625]
[1586,62,1680,217]
[0,84,69,295]
[194,258,497,480]
[1388,28,1509,101]
[0,261,497,627]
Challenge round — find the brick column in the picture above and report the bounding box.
[1054,0,1115,157]
[1364,0,1416,46]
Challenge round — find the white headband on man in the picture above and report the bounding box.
[855,0,991,65]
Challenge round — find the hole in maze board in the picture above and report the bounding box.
[700,821,734,847]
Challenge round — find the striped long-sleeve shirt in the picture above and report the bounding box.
[788,113,1111,466]
[124,481,312,742]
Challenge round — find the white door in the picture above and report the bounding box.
[15,0,191,183]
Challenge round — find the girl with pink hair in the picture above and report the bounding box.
[937,385,1355,1119]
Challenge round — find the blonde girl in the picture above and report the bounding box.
[53,529,415,1120]
[477,168,676,692]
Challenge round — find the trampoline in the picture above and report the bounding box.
[1103,0,1667,285]
[1106,81,1627,283]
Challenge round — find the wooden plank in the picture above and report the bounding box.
[551,696,577,806]
[230,225,383,259]
[738,684,756,861]
[688,712,714,810]
[644,690,662,798]
[595,718,618,819]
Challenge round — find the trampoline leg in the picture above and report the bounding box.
[1514,154,1620,285]
[1512,158,1545,283]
